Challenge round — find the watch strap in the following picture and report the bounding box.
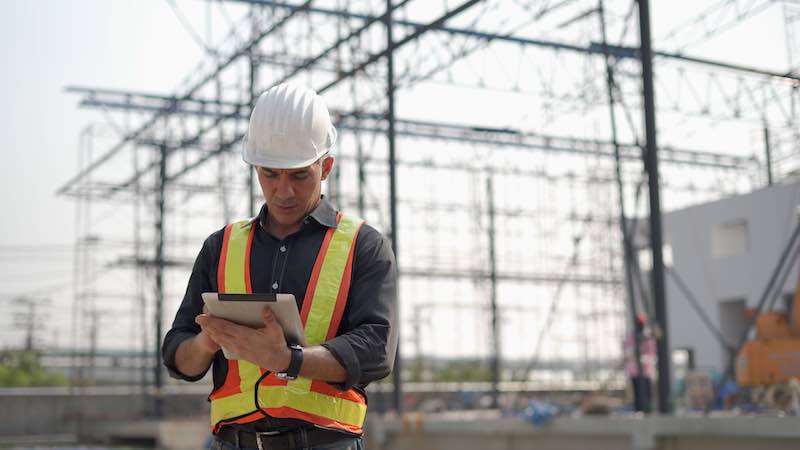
[281,344,303,379]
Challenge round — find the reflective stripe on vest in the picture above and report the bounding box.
[208,214,367,434]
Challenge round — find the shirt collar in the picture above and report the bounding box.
[308,196,339,228]
[255,195,338,230]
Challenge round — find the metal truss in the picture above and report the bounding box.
[656,0,777,52]
[59,0,798,404]
[60,1,796,200]
[63,83,754,188]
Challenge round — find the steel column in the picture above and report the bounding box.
[637,0,671,414]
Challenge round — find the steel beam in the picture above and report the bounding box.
[57,1,314,195]
[637,0,671,414]
[231,0,800,83]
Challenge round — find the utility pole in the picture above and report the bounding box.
[14,297,49,351]
[154,143,167,417]
[487,175,500,408]
[637,0,671,414]
[87,308,112,383]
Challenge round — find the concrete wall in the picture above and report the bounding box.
[368,413,800,450]
[4,389,800,450]
[0,386,209,436]
[660,181,800,372]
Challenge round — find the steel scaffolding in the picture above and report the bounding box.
[58,0,799,413]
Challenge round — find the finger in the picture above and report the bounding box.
[201,320,241,344]
[201,323,222,340]
[209,324,246,346]
[196,315,223,333]
[211,332,235,349]
[262,307,276,323]
[202,315,241,333]
[198,330,222,350]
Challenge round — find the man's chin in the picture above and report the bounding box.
[271,211,302,227]
[273,204,298,215]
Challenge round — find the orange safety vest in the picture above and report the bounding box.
[208,213,367,435]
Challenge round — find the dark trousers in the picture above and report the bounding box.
[211,435,363,450]
[632,375,652,413]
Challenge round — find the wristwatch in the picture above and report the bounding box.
[276,344,303,380]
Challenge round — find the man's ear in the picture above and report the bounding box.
[320,156,335,180]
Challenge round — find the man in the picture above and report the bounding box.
[163,82,397,450]
[623,313,656,413]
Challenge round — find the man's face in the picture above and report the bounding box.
[255,156,334,234]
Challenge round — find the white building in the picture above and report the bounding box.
[641,181,800,376]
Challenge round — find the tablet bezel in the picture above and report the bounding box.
[201,292,306,346]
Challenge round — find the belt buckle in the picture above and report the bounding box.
[255,431,281,450]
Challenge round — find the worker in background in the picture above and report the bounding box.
[162,82,398,450]
[624,313,656,413]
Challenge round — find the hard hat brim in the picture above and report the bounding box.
[242,136,330,169]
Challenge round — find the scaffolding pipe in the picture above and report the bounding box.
[764,123,773,186]
[598,0,648,413]
[637,0,671,414]
[154,143,167,417]
[385,0,402,413]
[487,174,500,408]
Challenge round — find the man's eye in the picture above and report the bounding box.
[292,172,309,180]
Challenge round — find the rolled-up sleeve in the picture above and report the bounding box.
[321,225,398,390]
[162,234,218,381]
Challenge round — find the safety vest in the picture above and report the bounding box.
[208,213,368,435]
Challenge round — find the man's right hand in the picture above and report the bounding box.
[194,305,222,354]
[194,330,221,355]
[172,307,221,378]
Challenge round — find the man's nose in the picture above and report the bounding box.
[275,173,295,198]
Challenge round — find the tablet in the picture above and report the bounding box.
[201,293,306,349]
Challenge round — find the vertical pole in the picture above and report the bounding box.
[71,127,87,388]
[357,131,366,217]
[413,304,421,381]
[133,144,147,390]
[154,143,167,417]
[764,123,773,186]
[248,8,259,217]
[599,0,647,412]
[487,175,500,408]
[89,310,98,382]
[637,0,671,414]
[385,0,402,413]
[25,300,34,351]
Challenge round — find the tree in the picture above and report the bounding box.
[0,350,69,387]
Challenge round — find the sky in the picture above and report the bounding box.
[0,0,212,346]
[0,0,796,366]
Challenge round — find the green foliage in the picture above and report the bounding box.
[0,350,69,387]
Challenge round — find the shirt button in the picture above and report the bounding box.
[280,245,286,253]
[272,282,279,290]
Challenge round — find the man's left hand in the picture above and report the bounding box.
[195,307,291,372]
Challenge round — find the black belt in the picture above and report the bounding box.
[216,425,354,450]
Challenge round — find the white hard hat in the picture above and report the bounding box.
[242,82,337,169]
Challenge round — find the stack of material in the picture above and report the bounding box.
[684,371,714,410]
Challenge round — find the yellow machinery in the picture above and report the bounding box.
[736,267,800,386]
